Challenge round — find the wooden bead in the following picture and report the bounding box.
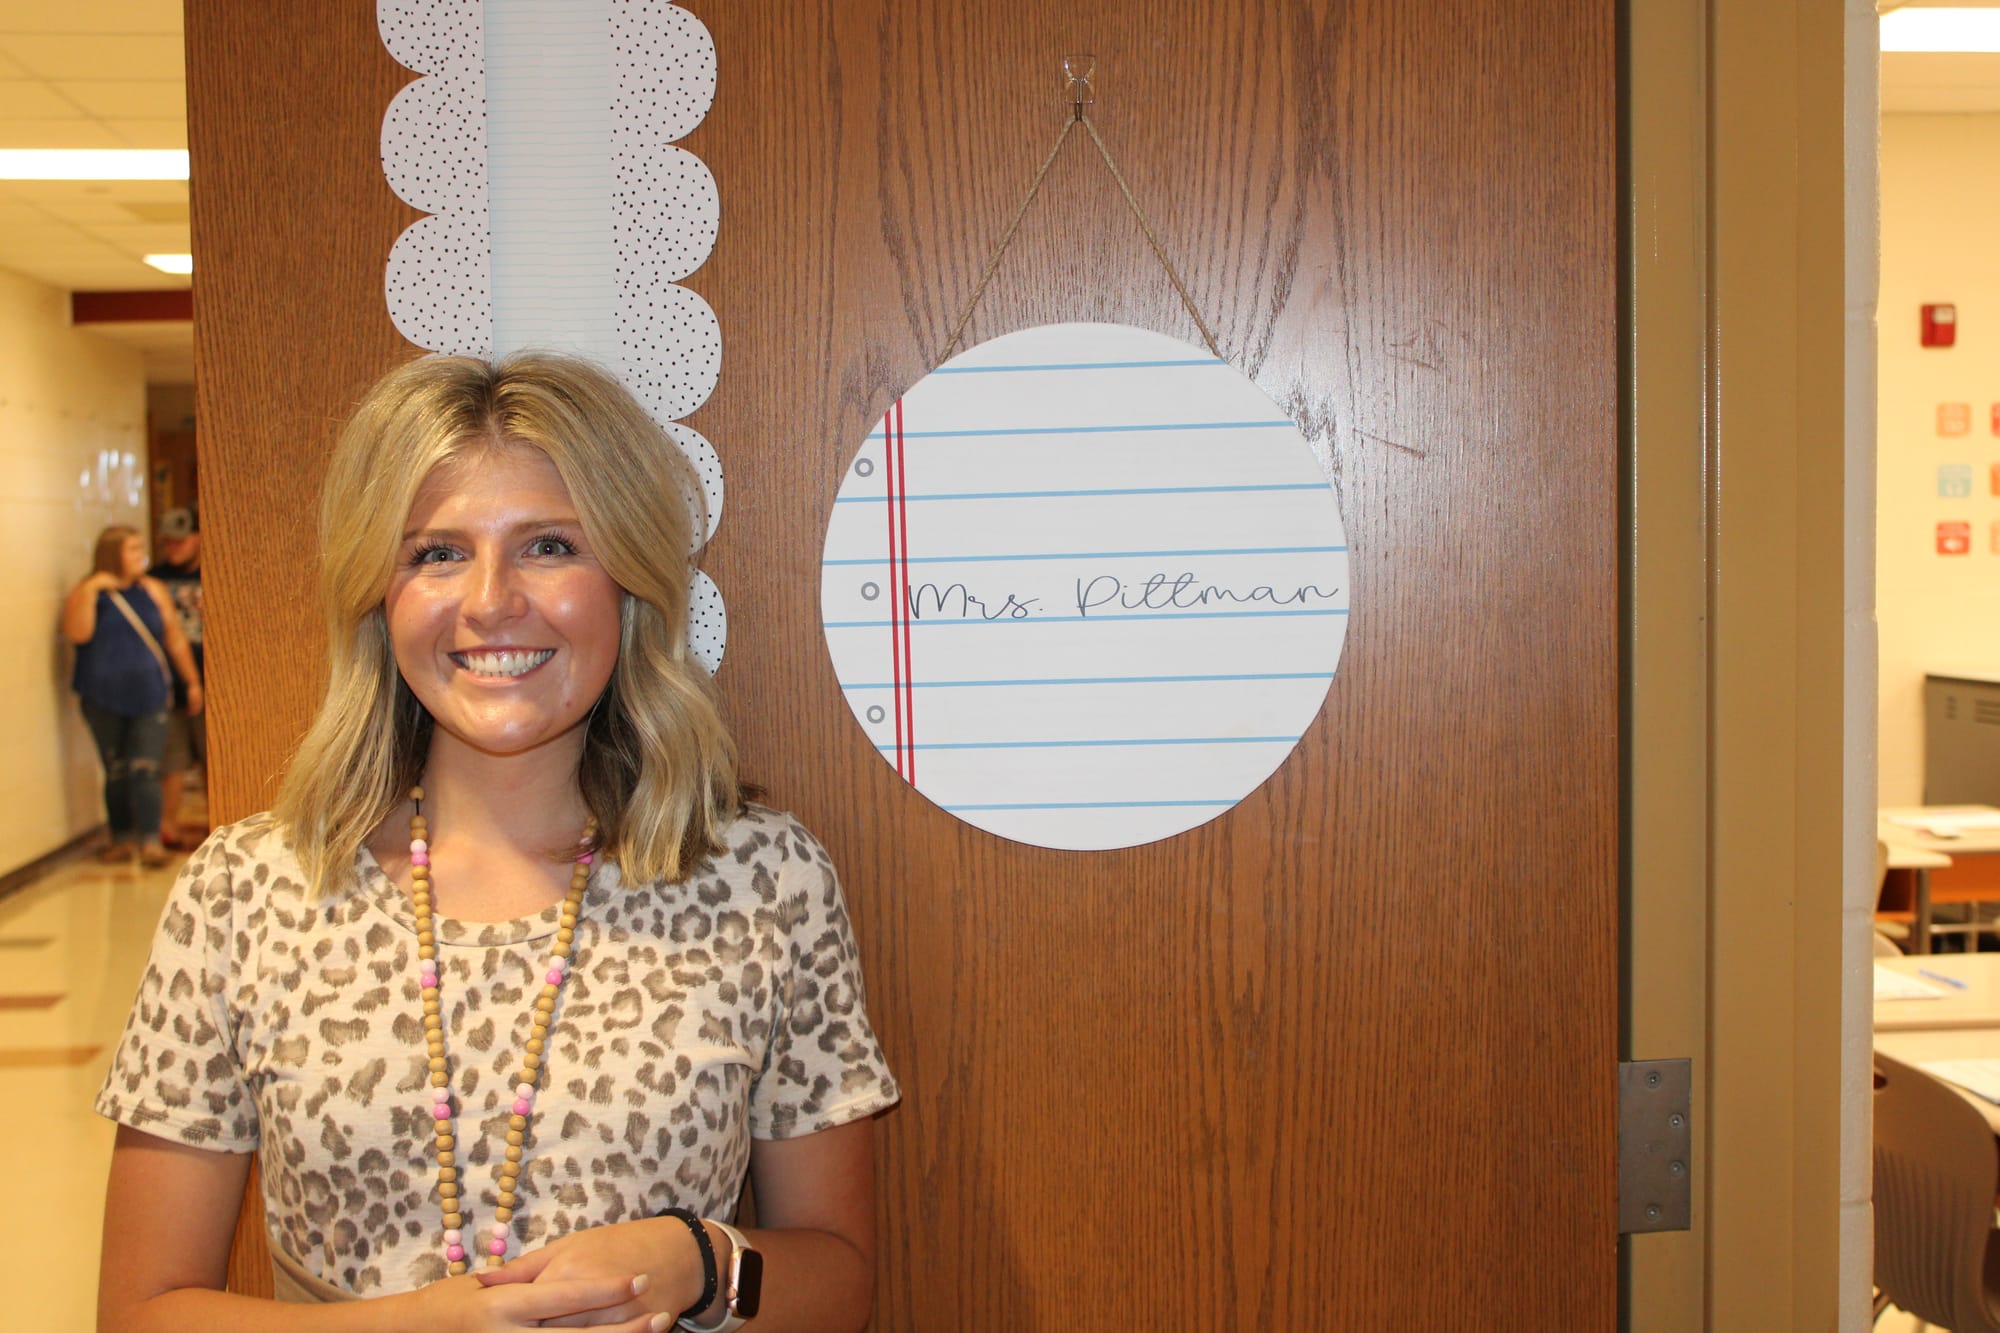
[495,1205,514,1223]
[447,1260,467,1276]
[506,1129,524,1147]
[436,1134,454,1152]
[504,1145,522,1163]
[438,1167,457,1184]
[524,1053,541,1070]
[438,1182,457,1200]
[437,1150,454,1167]
[498,1191,517,1209]
[509,1114,527,1131]
[427,1057,446,1073]
[443,1213,462,1230]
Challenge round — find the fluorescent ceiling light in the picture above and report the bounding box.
[1883,8,2000,53]
[143,254,193,275]
[0,150,189,181]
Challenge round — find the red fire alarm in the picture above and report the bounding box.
[1924,303,1958,347]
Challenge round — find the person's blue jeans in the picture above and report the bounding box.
[80,701,168,845]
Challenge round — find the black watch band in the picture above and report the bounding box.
[656,1206,719,1321]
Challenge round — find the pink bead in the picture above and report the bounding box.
[421,974,437,989]
[431,1103,451,1121]
[410,851,429,867]
[515,1082,534,1099]
[489,1238,508,1257]
[512,1097,532,1115]
[446,1244,465,1262]
[492,1222,509,1239]
[545,967,564,985]
[432,1086,451,1103]
[443,1229,462,1246]
[410,839,427,854]
[578,853,592,865]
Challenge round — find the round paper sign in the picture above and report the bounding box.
[820,322,1349,850]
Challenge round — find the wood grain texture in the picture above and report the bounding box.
[186,0,425,1297]
[682,2,1616,1327]
[188,0,1615,1325]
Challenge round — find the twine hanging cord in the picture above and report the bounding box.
[936,109,1227,364]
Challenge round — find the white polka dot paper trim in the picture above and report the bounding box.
[378,0,727,673]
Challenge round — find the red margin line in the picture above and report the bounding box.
[883,405,907,779]
[893,397,916,783]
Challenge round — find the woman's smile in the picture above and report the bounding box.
[449,647,557,678]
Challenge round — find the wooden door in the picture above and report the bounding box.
[189,1,1616,1327]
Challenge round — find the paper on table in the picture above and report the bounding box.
[1886,811,2000,837]
[1875,964,1949,1001]
[1921,1058,2000,1104]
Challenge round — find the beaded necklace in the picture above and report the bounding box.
[408,784,596,1275]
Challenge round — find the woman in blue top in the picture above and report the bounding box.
[62,526,203,867]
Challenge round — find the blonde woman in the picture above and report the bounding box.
[95,354,899,1332]
[62,525,203,867]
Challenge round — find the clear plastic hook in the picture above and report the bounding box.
[1063,53,1095,119]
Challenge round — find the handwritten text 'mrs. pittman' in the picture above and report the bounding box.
[903,573,1343,621]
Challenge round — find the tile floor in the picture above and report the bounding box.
[2,819,192,1331]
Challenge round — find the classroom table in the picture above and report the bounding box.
[1874,953,2000,1132]
[1873,953,2000,1030]
[1879,805,2000,953]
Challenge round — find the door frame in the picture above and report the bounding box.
[1624,0,1852,1327]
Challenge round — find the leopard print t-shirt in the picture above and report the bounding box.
[95,806,899,1296]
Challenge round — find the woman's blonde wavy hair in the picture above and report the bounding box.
[274,351,740,896]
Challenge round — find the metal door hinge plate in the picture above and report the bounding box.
[1618,1058,1691,1234]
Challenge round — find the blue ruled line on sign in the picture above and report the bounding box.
[822,544,1347,567]
[823,607,1350,629]
[942,800,1239,811]
[931,358,1224,374]
[861,420,1296,441]
[834,483,1329,504]
[840,671,1336,690]
[874,736,1296,752]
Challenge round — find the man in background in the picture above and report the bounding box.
[149,508,204,848]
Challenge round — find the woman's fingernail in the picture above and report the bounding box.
[632,1272,652,1296]
[649,1315,672,1332]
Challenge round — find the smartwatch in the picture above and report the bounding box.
[679,1219,763,1331]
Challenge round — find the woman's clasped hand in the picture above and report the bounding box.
[412,1270,667,1332]
[92,353,899,1333]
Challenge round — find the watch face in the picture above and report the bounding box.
[733,1248,764,1318]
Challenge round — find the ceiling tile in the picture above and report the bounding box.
[118,198,185,224]
[0,116,122,149]
[0,79,80,116]
[4,258,162,291]
[102,118,184,150]
[0,179,187,210]
[54,79,182,119]
[1881,51,2000,114]
[0,1,182,35]
[30,196,147,224]
[0,34,182,82]
[84,221,191,252]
